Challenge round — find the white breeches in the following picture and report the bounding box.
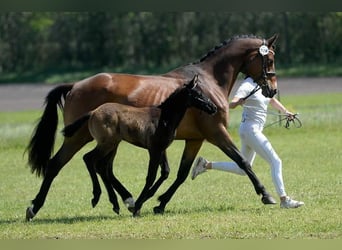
[212,121,286,197]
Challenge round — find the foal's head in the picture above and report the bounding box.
[160,74,217,115]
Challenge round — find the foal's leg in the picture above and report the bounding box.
[84,145,134,211]
[83,151,103,208]
[133,150,162,216]
[154,140,203,214]
[91,146,121,214]
[141,150,170,202]
[105,148,135,212]
[26,136,91,221]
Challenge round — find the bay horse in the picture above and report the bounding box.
[26,34,279,221]
[61,75,217,216]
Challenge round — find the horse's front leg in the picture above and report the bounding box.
[133,151,161,217]
[154,140,203,214]
[209,126,276,204]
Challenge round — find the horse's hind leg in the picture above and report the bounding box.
[26,137,90,221]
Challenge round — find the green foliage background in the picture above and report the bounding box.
[0,12,341,83]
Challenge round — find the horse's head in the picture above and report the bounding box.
[184,75,217,115]
[242,34,278,98]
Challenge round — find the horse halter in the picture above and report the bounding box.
[256,39,277,98]
[257,39,276,82]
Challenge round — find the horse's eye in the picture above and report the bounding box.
[268,59,274,66]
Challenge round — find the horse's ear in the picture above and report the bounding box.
[267,34,279,48]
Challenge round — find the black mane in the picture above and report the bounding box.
[194,34,262,64]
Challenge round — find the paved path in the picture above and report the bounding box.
[0,77,341,112]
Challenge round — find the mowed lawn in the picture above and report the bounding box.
[0,92,341,239]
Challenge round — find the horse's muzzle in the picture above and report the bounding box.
[261,85,277,98]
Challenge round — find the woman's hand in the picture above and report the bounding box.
[285,110,295,121]
[229,97,246,109]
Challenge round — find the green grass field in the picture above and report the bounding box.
[0,92,341,239]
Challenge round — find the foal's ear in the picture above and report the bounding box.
[187,74,199,89]
[267,34,279,48]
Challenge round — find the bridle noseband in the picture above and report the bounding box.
[255,39,276,86]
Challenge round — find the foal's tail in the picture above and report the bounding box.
[62,113,91,138]
[26,84,73,177]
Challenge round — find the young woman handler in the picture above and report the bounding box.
[192,77,304,209]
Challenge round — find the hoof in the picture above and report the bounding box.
[113,207,120,215]
[261,195,277,205]
[26,207,35,221]
[128,206,135,213]
[124,197,135,213]
[153,206,164,214]
[133,209,141,217]
[91,197,100,208]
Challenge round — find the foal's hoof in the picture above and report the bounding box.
[26,207,35,221]
[133,209,141,217]
[124,197,135,213]
[128,206,135,213]
[113,208,120,215]
[153,206,164,215]
[91,197,100,208]
[261,195,277,205]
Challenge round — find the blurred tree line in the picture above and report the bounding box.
[0,12,341,75]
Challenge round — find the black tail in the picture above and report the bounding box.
[26,84,73,177]
[62,113,91,138]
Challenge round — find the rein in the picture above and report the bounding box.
[242,84,261,101]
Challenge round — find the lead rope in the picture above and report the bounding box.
[263,113,302,129]
[242,87,303,130]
